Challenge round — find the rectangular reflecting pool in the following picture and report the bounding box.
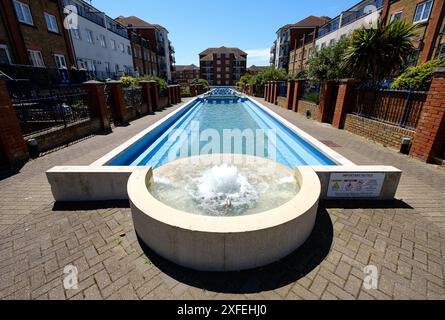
[105,95,340,169]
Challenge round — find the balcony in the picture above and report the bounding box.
[64,0,106,27]
[318,0,384,39]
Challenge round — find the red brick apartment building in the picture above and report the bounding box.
[0,0,75,77]
[287,16,330,75]
[116,16,175,82]
[173,64,199,84]
[382,0,445,64]
[126,29,158,77]
[199,47,247,86]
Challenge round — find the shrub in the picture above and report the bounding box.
[391,59,445,91]
[119,75,168,94]
[307,38,351,81]
[191,78,210,90]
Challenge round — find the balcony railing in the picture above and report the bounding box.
[317,0,384,39]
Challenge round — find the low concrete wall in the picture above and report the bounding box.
[312,165,402,200]
[344,114,415,150]
[298,100,320,120]
[46,166,136,202]
[277,96,287,108]
[27,118,102,154]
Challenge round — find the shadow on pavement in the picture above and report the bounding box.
[322,199,413,210]
[137,206,334,294]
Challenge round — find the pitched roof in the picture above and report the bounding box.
[278,15,331,32]
[175,64,199,71]
[115,16,168,32]
[199,46,247,56]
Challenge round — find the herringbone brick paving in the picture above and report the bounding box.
[0,97,444,300]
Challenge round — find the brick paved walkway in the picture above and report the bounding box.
[0,97,444,300]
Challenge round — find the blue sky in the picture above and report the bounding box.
[91,0,358,66]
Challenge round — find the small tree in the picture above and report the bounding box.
[192,78,210,90]
[342,20,417,84]
[391,59,445,91]
[307,38,351,81]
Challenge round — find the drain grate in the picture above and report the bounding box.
[320,140,342,148]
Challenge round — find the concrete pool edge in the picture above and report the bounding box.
[128,155,321,271]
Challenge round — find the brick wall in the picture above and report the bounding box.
[344,114,415,150]
[298,100,320,120]
[27,118,102,154]
[277,96,287,108]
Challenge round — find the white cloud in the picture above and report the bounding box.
[245,48,270,67]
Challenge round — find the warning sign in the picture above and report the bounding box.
[327,173,385,198]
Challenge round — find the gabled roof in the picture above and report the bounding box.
[199,46,247,56]
[115,16,168,32]
[175,64,199,71]
[277,15,331,32]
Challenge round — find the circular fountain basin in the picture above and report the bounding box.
[128,154,321,272]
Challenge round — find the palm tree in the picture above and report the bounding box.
[342,19,417,84]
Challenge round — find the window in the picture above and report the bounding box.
[119,43,125,53]
[28,50,45,67]
[86,29,94,44]
[329,39,336,46]
[0,45,12,64]
[414,0,433,23]
[127,46,131,55]
[225,67,229,72]
[54,54,67,69]
[390,11,403,22]
[110,39,116,50]
[13,1,33,25]
[217,60,221,65]
[217,67,221,72]
[321,43,326,48]
[225,74,229,79]
[71,28,81,40]
[44,13,59,33]
[99,35,107,48]
[105,62,110,73]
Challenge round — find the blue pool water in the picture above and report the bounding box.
[107,91,337,169]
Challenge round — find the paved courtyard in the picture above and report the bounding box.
[0,97,444,300]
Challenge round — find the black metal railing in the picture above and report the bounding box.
[11,90,90,136]
[278,82,288,97]
[352,88,427,129]
[301,81,321,104]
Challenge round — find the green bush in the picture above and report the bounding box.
[191,78,210,91]
[391,59,445,91]
[119,75,168,94]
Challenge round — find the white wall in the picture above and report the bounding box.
[69,14,134,78]
[315,10,381,48]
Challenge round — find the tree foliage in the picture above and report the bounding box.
[119,75,168,93]
[391,59,445,91]
[191,78,210,90]
[236,66,288,89]
[342,20,417,84]
[306,38,351,81]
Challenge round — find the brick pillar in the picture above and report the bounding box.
[272,81,279,105]
[150,80,160,110]
[107,81,128,125]
[167,86,173,105]
[332,79,358,129]
[83,80,111,132]
[267,82,273,103]
[264,84,269,101]
[140,81,153,113]
[292,80,305,112]
[286,80,295,110]
[190,85,196,97]
[0,80,29,165]
[176,85,182,103]
[410,68,445,162]
[318,80,336,123]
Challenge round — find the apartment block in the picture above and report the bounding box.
[63,0,134,81]
[199,47,247,86]
[271,16,330,73]
[116,16,176,82]
[127,30,158,77]
[0,0,75,81]
[287,16,330,75]
[315,0,386,50]
[382,0,445,64]
[174,64,199,84]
